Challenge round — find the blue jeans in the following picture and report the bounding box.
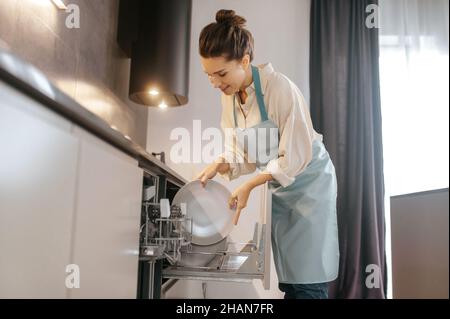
[279,282,329,299]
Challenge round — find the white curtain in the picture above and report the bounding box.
[379,0,449,196]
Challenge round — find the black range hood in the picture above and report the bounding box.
[118,0,192,107]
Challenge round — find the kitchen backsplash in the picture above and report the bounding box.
[0,0,148,147]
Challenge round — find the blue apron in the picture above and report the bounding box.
[233,65,339,284]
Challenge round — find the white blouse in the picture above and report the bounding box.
[218,63,323,188]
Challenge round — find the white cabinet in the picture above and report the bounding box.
[0,81,143,298]
[0,82,78,298]
[69,127,143,298]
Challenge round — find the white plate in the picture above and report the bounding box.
[173,180,234,246]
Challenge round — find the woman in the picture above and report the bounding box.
[196,9,339,299]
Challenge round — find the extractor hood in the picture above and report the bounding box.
[117,0,192,107]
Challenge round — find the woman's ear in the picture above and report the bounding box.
[241,54,250,69]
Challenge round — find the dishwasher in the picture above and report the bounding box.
[137,170,272,299]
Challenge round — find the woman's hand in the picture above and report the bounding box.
[228,173,274,226]
[195,160,230,187]
[195,163,218,187]
[228,183,252,225]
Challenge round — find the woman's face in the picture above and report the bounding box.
[200,55,250,95]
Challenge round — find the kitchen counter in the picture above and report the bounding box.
[0,47,186,186]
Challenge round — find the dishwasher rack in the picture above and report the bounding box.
[162,182,272,289]
[139,201,193,264]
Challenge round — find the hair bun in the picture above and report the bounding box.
[215,9,246,27]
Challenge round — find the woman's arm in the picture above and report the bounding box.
[196,159,230,187]
[215,156,231,174]
[244,172,273,190]
[229,173,273,225]
[262,75,317,187]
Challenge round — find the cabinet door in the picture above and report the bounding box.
[0,81,78,298]
[70,127,143,298]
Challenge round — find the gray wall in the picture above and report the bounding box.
[0,0,148,146]
[390,188,449,299]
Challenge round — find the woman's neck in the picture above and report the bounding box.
[238,66,253,104]
[240,65,253,90]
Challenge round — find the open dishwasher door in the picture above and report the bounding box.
[162,182,272,290]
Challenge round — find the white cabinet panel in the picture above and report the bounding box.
[70,127,143,298]
[0,81,143,298]
[0,81,78,298]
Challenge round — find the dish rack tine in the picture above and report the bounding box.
[217,254,226,270]
[252,222,259,246]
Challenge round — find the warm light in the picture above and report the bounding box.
[149,89,159,96]
[124,135,131,141]
[158,101,168,109]
[51,0,67,9]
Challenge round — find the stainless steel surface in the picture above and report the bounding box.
[148,261,155,299]
[163,226,263,281]
[138,184,271,294]
[143,186,156,202]
[162,269,263,283]
[172,180,234,246]
[177,237,228,268]
[139,202,193,264]
[0,47,187,186]
[219,255,249,271]
[260,182,272,289]
[140,244,165,259]
[162,182,272,289]
[161,279,178,299]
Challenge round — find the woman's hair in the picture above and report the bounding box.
[199,9,254,62]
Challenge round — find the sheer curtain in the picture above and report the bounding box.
[379,0,449,196]
[379,0,449,298]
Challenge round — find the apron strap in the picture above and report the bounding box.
[252,65,269,122]
[233,65,268,127]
